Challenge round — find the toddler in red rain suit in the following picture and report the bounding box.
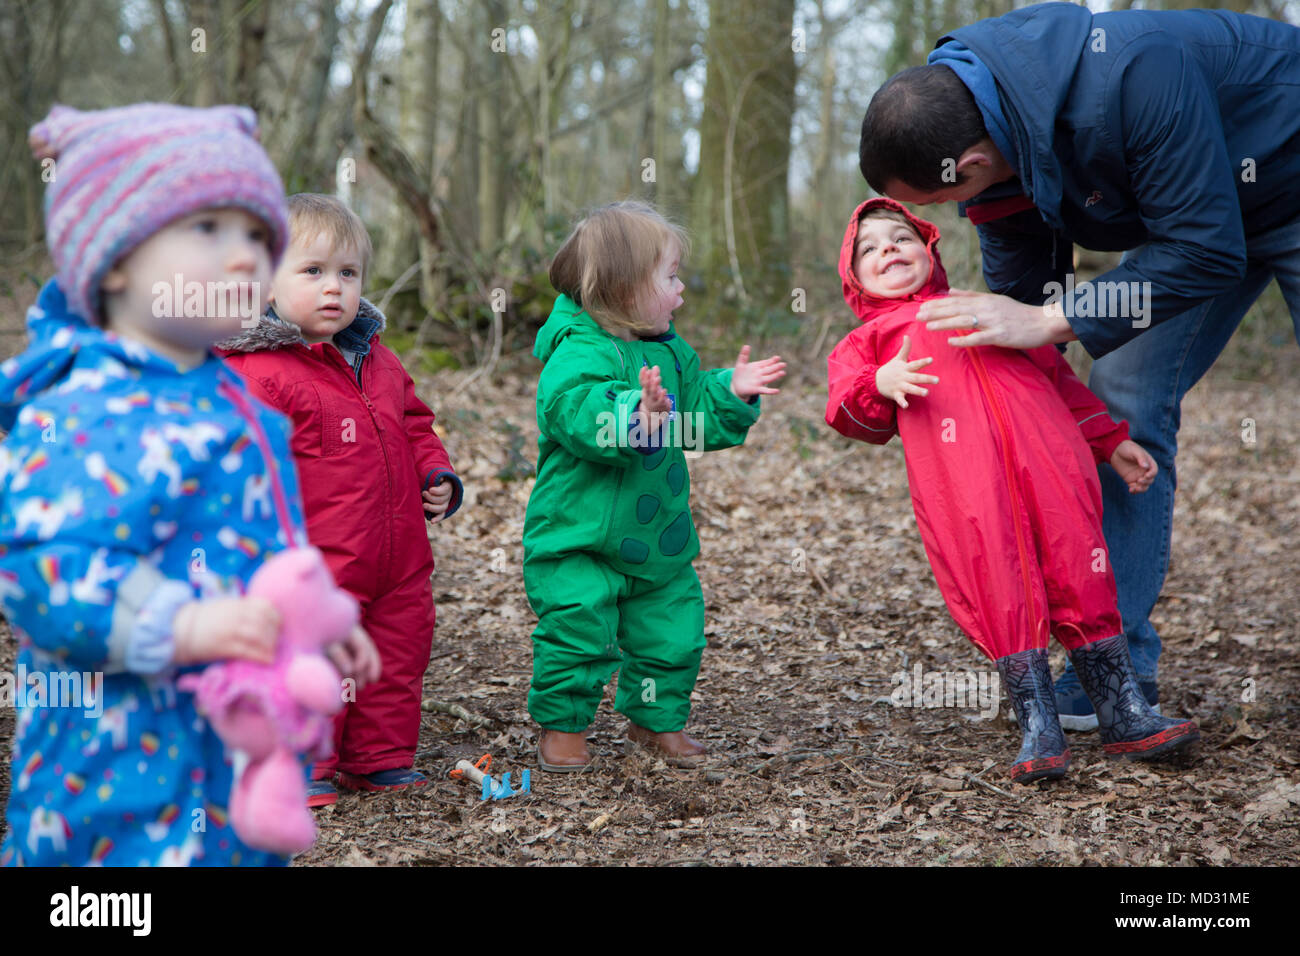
[826,198,1197,783]
[220,194,462,802]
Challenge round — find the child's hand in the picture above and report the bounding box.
[422,481,454,522]
[639,364,672,414]
[1109,439,1158,493]
[325,624,382,691]
[730,345,787,399]
[875,336,938,409]
[172,597,280,666]
[638,364,673,434]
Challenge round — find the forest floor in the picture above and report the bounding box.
[0,332,1297,867]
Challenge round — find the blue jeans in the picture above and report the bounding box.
[1081,215,1300,683]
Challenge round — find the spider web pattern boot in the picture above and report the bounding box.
[1069,635,1199,759]
[997,649,1070,783]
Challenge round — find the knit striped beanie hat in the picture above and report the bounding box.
[29,102,289,325]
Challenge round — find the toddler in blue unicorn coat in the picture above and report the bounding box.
[0,103,378,866]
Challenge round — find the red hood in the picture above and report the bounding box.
[838,197,950,323]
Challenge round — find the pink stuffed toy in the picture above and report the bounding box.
[179,547,358,855]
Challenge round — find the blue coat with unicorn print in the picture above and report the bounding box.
[0,279,308,866]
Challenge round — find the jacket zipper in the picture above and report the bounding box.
[968,347,1041,655]
[326,343,397,576]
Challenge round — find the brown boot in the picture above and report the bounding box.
[537,729,591,772]
[626,724,707,767]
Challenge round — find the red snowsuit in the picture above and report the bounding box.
[826,198,1128,659]
[219,299,462,774]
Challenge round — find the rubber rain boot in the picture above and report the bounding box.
[997,649,1070,784]
[1069,635,1198,760]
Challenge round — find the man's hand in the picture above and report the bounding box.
[730,345,786,399]
[1109,439,1158,493]
[875,335,938,409]
[917,289,1077,350]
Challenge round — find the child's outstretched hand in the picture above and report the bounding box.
[875,335,938,409]
[730,345,786,399]
[422,480,454,523]
[1109,439,1158,493]
[172,596,280,666]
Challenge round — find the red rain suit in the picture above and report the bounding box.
[219,299,461,774]
[826,198,1129,659]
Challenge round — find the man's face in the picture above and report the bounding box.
[882,141,1013,205]
[883,175,989,206]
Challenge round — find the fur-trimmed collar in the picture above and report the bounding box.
[218,297,387,353]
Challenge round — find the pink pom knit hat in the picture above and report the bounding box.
[29,102,289,325]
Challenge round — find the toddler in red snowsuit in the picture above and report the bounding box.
[220,194,463,801]
[826,198,1197,782]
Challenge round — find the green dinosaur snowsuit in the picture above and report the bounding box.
[524,294,762,732]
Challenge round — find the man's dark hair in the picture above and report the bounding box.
[859,64,989,193]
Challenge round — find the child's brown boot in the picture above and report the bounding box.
[625,724,707,767]
[537,729,591,772]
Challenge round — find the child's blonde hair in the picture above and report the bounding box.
[287,193,373,281]
[549,200,689,334]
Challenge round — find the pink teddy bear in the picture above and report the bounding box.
[180,547,358,855]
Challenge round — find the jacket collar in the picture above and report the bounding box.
[217,297,387,354]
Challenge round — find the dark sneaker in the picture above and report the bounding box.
[336,767,428,792]
[1054,666,1159,732]
[307,778,338,808]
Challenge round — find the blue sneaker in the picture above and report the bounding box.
[1054,666,1159,732]
[307,778,338,808]
[337,767,427,792]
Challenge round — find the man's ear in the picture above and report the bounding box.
[954,144,994,175]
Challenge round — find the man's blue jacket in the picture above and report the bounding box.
[938,3,1300,357]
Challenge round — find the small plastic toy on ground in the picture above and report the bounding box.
[450,754,532,801]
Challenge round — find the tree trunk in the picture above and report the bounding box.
[692,0,796,308]
[191,0,221,106]
[281,0,340,190]
[233,0,272,116]
[476,0,506,252]
[153,0,184,98]
[650,0,675,214]
[380,0,443,305]
[352,0,447,319]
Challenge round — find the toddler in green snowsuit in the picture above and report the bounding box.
[525,201,786,771]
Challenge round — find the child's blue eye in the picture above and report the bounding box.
[341,269,356,279]
[305,266,320,275]
[194,219,218,234]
